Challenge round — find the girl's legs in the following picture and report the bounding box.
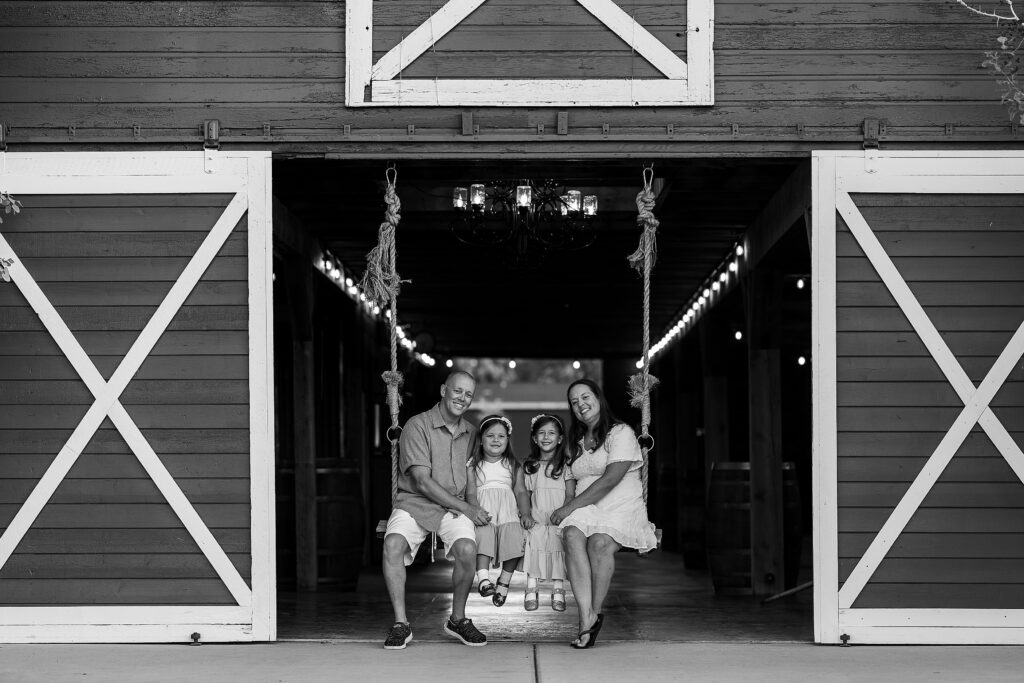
[524,574,539,610]
[563,526,597,638]
[586,533,621,617]
[475,555,494,595]
[492,557,518,605]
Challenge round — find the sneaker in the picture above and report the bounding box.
[443,616,487,646]
[384,622,413,650]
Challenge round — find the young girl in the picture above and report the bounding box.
[466,414,527,607]
[518,413,575,612]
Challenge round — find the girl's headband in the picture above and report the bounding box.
[480,415,512,434]
[530,413,563,431]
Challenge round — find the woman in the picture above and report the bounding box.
[550,379,658,649]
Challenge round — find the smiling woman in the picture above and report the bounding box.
[551,378,658,648]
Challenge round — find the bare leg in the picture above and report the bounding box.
[476,554,491,572]
[382,533,411,624]
[500,557,519,574]
[563,526,597,639]
[450,538,476,622]
[586,533,621,616]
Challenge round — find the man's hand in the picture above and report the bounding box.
[462,503,491,526]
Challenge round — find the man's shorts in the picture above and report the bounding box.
[384,508,476,566]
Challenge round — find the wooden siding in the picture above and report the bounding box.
[835,193,1024,610]
[0,0,1016,149]
[0,193,250,606]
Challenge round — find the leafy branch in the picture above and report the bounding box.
[961,2,1024,123]
[0,190,20,224]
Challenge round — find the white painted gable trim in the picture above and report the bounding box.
[0,151,275,643]
[813,150,1024,645]
[346,0,713,106]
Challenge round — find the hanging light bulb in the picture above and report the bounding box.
[321,256,332,271]
[572,360,581,370]
[635,359,644,369]
[703,288,711,298]
[516,184,532,208]
[453,187,468,210]
[719,272,728,283]
[797,278,806,290]
[470,184,486,207]
[446,359,454,368]
[567,190,581,213]
[331,267,341,281]
[729,261,738,272]
[373,305,381,316]
[712,281,720,292]
[508,360,517,369]
[734,330,743,341]
[735,244,745,256]
[344,277,353,287]
[798,355,807,366]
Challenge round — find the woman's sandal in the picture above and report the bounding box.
[570,614,604,649]
[477,578,495,597]
[524,588,539,611]
[492,578,512,607]
[551,587,566,612]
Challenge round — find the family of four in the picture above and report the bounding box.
[381,370,658,650]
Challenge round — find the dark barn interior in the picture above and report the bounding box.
[269,157,814,641]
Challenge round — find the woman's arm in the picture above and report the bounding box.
[550,461,630,525]
[409,465,490,525]
[563,478,576,504]
[513,466,535,529]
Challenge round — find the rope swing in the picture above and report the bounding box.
[627,165,660,507]
[360,165,404,508]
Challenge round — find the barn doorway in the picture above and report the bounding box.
[269,157,814,642]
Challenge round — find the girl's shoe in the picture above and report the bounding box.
[551,587,566,612]
[524,588,539,611]
[492,578,511,607]
[477,578,495,597]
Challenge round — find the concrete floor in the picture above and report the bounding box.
[278,550,813,643]
[4,642,1024,682]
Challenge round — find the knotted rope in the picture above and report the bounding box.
[627,165,660,506]
[360,166,404,506]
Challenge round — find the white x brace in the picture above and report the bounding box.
[0,192,252,607]
[835,192,1024,608]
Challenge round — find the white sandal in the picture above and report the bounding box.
[524,588,539,611]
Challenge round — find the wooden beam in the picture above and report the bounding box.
[743,160,812,272]
[283,250,318,592]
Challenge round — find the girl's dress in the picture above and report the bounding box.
[523,461,571,580]
[473,458,526,566]
[558,424,658,553]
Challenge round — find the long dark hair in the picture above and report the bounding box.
[566,379,621,462]
[524,414,569,479]
[468,414,516,474]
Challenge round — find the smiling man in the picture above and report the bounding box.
[381,370,492,649]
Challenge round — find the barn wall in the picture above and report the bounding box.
[835,192,1024,609]
[0,0,1017,151]
[0,193,251,605]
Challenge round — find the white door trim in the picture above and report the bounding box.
[0,151,275,642]
[813,150,1024,645]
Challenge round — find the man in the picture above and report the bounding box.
[382,370,491,649]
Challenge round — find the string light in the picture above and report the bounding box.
[734,330,743,341]
[798,355,807,366]
[508,360,517,369]
[572,360,581,370]
[446,359,454,368]
[796,278,806,290]
[637,241,748,367]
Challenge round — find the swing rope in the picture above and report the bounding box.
[627,165,660,506]
[360,166,404,507]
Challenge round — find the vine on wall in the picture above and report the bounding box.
[0,191,19,281]
[959,0,1024,123]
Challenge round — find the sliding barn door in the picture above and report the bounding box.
[813,151,1024,644]
[0,152,274,642]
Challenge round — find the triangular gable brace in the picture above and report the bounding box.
[346,0,713,106]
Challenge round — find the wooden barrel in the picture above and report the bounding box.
[706,462,751,594]
[316,462,366,589]
[705,462,803,595]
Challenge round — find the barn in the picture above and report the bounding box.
[0,0,1022,645]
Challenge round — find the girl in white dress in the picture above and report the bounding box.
[519,413,575,612]
[466,414,527,607]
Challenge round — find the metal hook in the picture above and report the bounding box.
[642,164,654,190]
[385,164,397,186]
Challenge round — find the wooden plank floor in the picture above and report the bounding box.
[277,550,813,643]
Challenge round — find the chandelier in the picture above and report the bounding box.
[451,180,598,257]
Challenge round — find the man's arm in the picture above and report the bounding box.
[409,465,490,526]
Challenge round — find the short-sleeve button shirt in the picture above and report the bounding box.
[395,403,477,532]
